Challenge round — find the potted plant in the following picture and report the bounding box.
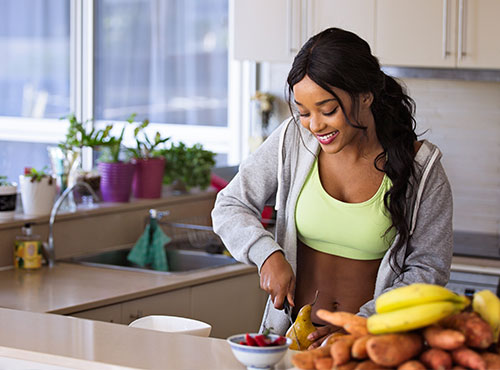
[18,167,57,216]
[0,176,18,220]
[159,142,216,193]
[97,114,136,202]
[50,114,113,204]
[126,116,170,199]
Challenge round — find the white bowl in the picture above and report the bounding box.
[227,333,292,370]
[129,315,211,337]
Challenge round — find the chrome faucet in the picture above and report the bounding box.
[47,182,100,267]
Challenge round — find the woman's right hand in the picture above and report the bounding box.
[260,251,295,309]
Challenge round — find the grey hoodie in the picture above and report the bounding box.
[211,117,453,335]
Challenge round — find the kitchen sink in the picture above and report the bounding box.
[65,248,238,274]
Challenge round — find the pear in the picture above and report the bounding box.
[285,291,319,351]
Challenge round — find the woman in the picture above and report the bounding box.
[211,28,453,348]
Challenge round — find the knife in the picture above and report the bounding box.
[283,300,301,349]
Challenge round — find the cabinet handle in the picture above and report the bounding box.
[458,0,467,59]
[442,0,450,58]
[286,0,298,55]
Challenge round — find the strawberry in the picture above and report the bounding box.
[245,333,258,346]
[254,334,272,347]
[271,336,287,346]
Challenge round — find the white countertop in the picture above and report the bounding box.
[0,308,295,370]
[0,262,256,314]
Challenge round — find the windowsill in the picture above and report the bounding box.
[0,187,217,231]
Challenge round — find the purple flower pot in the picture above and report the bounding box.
[98,162,136,202]
[132,157,165,199]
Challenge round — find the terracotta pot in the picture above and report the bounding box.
[98,162,136,202]
[132,157,165,199]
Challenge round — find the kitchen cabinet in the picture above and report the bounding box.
[70,271,267,338]
[232,0,374,63]
[191,272,267,338]
[122,288,191,324]
[71,303,122,323]
[376,0,500,69]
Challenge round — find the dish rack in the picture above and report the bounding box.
[149,209,225,253]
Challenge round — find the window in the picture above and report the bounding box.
[0,0,232,184]
[0,0,70,182]
[95,0,228,126]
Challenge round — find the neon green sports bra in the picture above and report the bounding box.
[295,159,396,260]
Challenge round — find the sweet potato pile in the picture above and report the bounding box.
[291,311,500,370]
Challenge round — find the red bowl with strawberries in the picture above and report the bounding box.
[227,332,292,369]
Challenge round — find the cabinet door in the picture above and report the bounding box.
[311,0,375,51]
[71,303,122,324]
[232,0,301,62]
[376,0,458,67]
[191,272,268,339]
[121,288,190,325]
[457,0,500,69]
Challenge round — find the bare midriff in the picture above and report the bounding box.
[292,239,382,326]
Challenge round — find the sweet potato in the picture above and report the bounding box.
[365,333,424,367]
[292,344,332,369]
[323,332,347,346]
[440,312,493,349]
[354,359,389,370]
[419,348,452,370]
[317,310,367,329]
[480,352,500,370]
[351,335,372,360]
[336,361,359,370]
[344,323,369,337]
[451,347,486,370]
[330,334,356,366]
[313,356,333,370]
[423,325,465,350]
[397,360,426,370]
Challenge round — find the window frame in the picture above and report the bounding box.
[0,0,244,170]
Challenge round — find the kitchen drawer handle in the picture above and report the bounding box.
[442,0,450,58]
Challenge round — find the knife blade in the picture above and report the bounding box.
[283,300,301,349]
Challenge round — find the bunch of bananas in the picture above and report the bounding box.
[473,289,500,342]
[367,283,469,334]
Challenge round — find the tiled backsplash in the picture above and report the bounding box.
[405,78,500,235]
[265,63,500,236]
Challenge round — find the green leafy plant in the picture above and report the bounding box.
[59,114,113,151]
[0,176,13,186]
[97,113,136,163]
[159,142,216,190]
[25,167,53,184]
[126,117,170,159]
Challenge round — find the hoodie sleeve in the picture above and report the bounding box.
[358,160,454,317]
[211,122,288,272]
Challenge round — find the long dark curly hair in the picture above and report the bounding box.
[286,27,417,273]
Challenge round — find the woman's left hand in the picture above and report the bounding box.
[306,325,341,349]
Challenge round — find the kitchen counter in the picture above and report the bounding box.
[0,307,295,369]
[0,262,256,314]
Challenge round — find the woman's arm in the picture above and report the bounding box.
[211,120,287,271]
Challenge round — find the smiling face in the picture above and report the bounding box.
[293,75,374,155]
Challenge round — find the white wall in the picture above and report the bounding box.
[260,63,500,235]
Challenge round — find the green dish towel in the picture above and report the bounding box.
[127,218,171,271]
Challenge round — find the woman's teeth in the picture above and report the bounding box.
[318,131,337,140]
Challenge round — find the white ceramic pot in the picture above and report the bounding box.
[19,175,57,216]
[0,184,18,220]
